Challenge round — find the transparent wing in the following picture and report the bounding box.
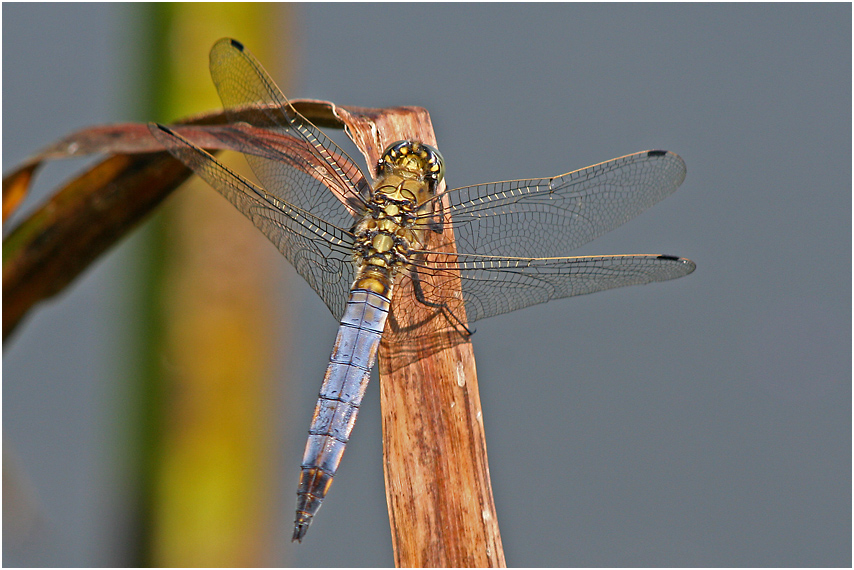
[436,150,687,259]
[208,37,370,230]
[406,251,696,324]
[150,124,356,320]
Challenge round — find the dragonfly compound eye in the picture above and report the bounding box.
[379,140,445,186]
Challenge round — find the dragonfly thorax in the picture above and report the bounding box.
[351,180,423,297]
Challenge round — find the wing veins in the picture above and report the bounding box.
[210,39,369,211]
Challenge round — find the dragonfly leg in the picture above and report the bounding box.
[410,267,475,336]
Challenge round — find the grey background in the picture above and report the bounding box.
[3,3,850,567]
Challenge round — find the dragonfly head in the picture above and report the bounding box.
[377,140,445,192]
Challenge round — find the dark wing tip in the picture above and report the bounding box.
[658,254,696,274]
[645,149,687,183]
[229,38,245,51]
[151,123,173,135]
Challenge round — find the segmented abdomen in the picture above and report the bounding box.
[293,288,391,541]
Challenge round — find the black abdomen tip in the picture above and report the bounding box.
[230,38,244,51]
[292,518,311,543]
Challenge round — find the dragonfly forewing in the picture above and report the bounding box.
[434,150,686,259]
[209,38,371,228]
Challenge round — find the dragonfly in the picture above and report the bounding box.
[150,38,695,543]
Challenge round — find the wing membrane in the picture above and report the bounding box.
[208,38,369,230]
[436,150,687,259]
[408,251,695,324]
[150,124,355,319]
